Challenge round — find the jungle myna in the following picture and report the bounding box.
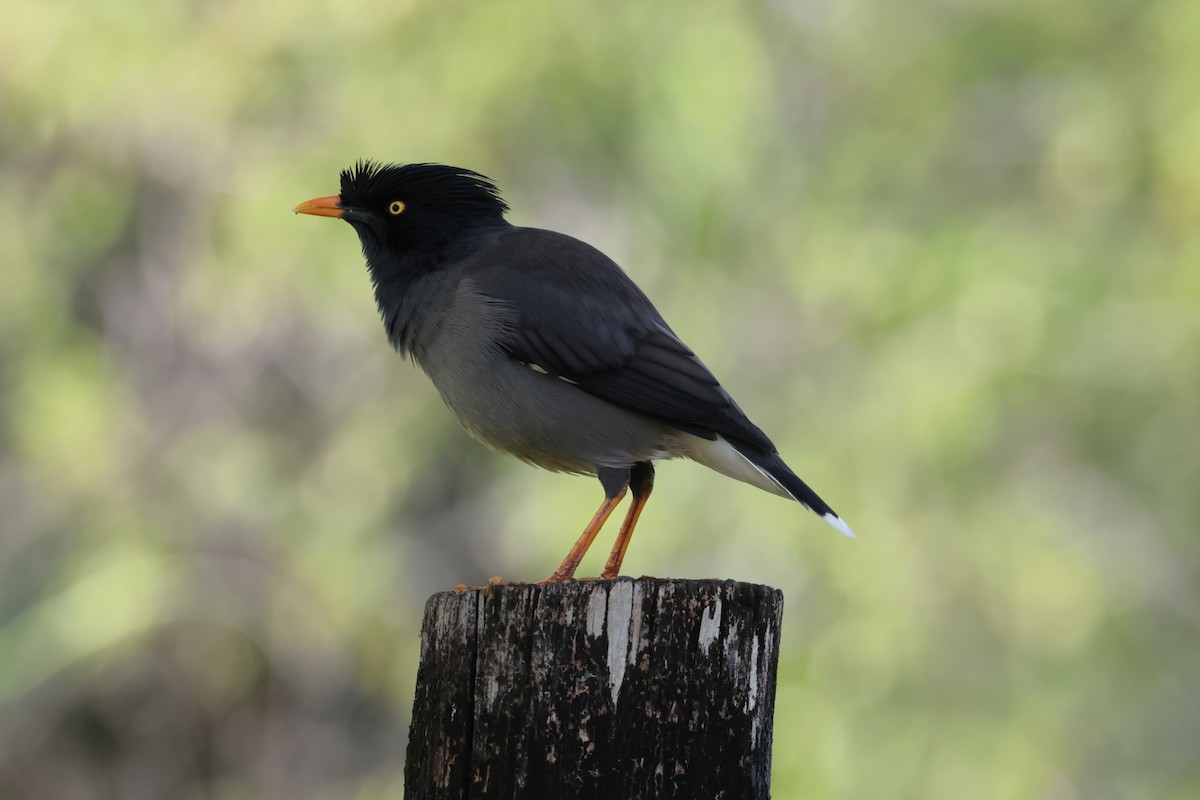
[294,162,854,582]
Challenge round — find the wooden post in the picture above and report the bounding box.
[404,578,784,799]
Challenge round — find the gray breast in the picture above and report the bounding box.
[411,279,687,475]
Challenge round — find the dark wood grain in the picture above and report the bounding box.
[404,578,784,799]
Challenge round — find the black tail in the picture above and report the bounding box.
[730,440,857,538]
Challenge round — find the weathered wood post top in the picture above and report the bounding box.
[405,578,784,799]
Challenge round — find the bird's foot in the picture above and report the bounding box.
[539,574,616,584]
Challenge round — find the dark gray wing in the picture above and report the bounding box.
[466,228,777,451]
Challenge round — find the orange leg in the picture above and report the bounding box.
[540,489,626,583]
[601,462,655,580]
[600,492,651,579]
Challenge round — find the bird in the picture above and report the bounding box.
[294,162,854,582]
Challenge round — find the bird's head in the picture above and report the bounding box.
[294,161,509,271]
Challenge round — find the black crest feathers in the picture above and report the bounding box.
[339,161,508,217]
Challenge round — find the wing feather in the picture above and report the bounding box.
[466,229,776,452]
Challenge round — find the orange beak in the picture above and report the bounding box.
[292,195,344,218]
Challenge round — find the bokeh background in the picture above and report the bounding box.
[2,0,1197,797]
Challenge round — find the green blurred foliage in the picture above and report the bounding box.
[1,0,1197,797]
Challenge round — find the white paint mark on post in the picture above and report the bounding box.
[697,598,722,655]
[747,634,760,712]
[723,621,740,667]
[626,581,647,670]
[486,676,499,707]
[606,581,635,705]
[586,586,607,638]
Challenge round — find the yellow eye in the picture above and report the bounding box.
[388,200,406,215]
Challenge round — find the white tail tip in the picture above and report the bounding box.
[823,513,857,539]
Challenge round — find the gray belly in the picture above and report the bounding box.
[424,355,686,474]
